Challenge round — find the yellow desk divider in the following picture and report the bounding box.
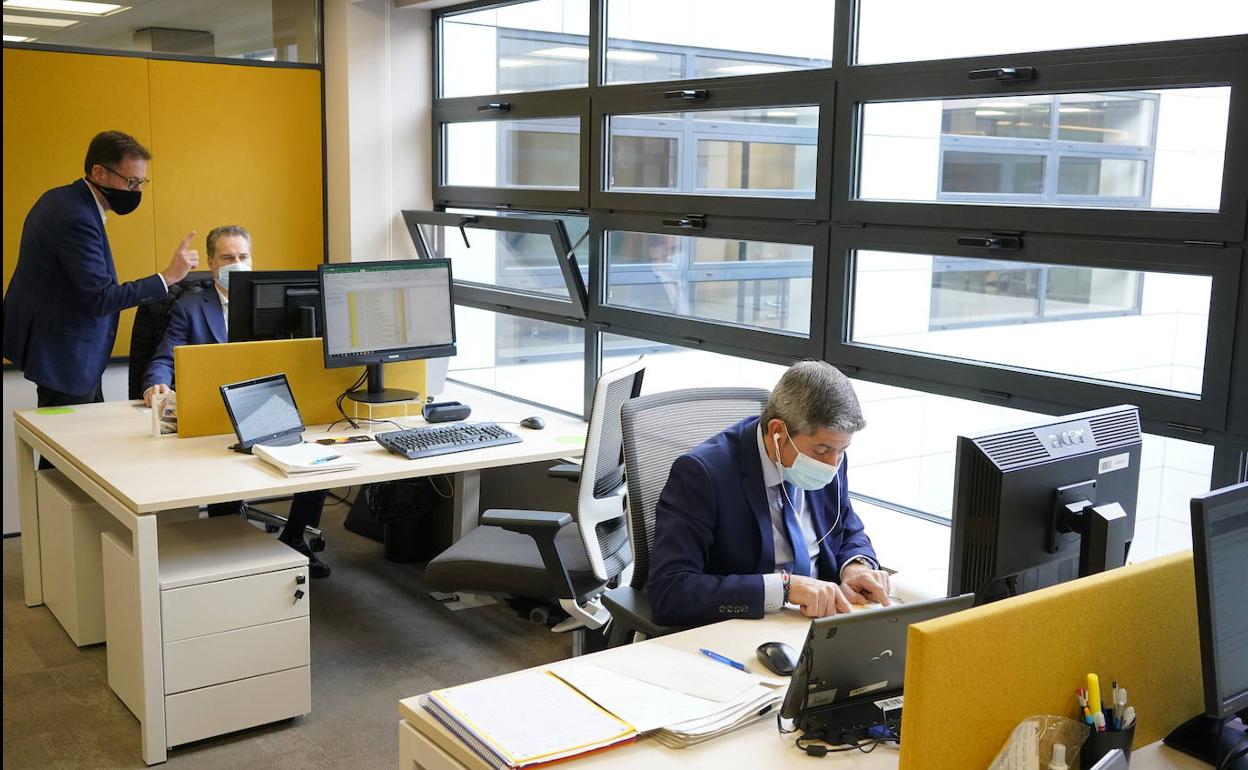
[899,552,1201,770]
[174,338,426,438]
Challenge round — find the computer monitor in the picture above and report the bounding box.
[1164,481,1248,766]
[227,270,321,342]
[318,259,456,404]
[947,404,1142,604]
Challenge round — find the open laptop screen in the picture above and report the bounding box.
[220,374,304,449]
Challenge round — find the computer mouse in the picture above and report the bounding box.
[756,641,799,676]
[520,416,545,430]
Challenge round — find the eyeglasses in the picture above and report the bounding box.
[100,165,151,191]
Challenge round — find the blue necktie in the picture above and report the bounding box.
[780,481,811,577]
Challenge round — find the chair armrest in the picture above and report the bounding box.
[479,509,577,599]
[601,586,688,644]
[480,509,572,533]
[546,463,582,483]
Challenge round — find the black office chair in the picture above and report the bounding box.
[126,275,324,549]
[601,387,772,646]
[424,358,646,654]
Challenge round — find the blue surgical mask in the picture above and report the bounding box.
[773,428,841,491]
[215,261,250,289]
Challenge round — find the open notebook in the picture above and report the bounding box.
[420,670,636,769]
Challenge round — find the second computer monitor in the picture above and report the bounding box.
[318,259,456,403]
[228,270,321,342]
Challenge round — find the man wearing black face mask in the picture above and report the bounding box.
[3,130,199,416]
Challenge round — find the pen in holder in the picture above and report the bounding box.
[1082,717,1135,767]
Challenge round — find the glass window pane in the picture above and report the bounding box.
[447,208,589,289]
[2,0,320,63]
[439,0,589,98]
[605,0,833,85]
[605,231,813,334]
[859,87,1229,211]
[606,106,818,197]
[602,333,784,392]
[444,118,579,189]
[855,0,1248,65]
[448,306,585,415]
[852,251,1211,394]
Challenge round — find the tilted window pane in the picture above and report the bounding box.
[852,251,1211,395]
[441,208,589,294]
[444,118,580,189]
[449,306,585,415]
[605,231,813,334]
[439,0,589,98]
[605,0,832,85]
[859,87,1230,211]
[606,106,818,197]
[856,0,1248,64]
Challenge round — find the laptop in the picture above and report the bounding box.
[220,373,306,453]
[780,593,975,745]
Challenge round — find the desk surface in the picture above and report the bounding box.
[14,382,586,513]
[398,612,1208,770]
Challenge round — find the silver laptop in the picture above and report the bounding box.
[780,593,975,742]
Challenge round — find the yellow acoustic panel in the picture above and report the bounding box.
[174,338,426,437]
[147,60,324,273]
[899,552,1201,770]
[2,48,156,358]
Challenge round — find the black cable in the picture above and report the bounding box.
[334,370,369,429]
[326,486,355,506]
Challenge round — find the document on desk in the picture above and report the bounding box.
[589,642,759,702]
[421,670,636,769]
[252,442,361,475]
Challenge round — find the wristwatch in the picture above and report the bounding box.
[781,569,792,605]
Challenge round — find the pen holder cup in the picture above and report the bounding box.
[1081,720,1134,768]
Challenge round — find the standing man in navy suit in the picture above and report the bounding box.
[143,225,332,578]
[3,130,199,410]
[649,361,891,626]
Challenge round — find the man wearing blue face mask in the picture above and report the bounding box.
[142,225,331,578]
[649,361,889,626]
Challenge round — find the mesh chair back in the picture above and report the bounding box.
[620,387,771,591]
[575,358,646,582]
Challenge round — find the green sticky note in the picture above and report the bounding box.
[35,407,75,415]
[557,435,583,445]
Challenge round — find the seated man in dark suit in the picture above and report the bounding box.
[143,225,331,578]
[649,360,890,626]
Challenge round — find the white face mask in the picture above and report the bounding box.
[773,427,842,491]
[215,260,250,290]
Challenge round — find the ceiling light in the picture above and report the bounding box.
[713,63,790,76]
[3,0,126,17]
[4,32,33,40]
[4,12,78,25]
[498,57,539,69]
[528,46,588,60]
[974,109,1009,117]
[765,110,799,118]
[990,102,1029,109]
[1059,106,1092,114]
[606,49,656,63]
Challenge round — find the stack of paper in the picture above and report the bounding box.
[252,442,361,476]
[420,670,636,769]
[549,643,784,749]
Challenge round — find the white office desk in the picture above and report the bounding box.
[13,382,586,766]
[398,611,1207,770]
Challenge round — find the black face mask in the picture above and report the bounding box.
[88,180,141,216]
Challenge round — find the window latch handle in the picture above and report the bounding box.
[458,216,478,249]
[477,102,512,112]
[968,66,1035,82]
[664,88,709,101]
[662,214,706,229]
[957,235,1023,250]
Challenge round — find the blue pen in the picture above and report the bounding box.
[311,454,342,465]
[699,648,748,672]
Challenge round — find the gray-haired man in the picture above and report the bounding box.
[648,361,890,627]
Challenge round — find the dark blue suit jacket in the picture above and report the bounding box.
[3,179,166,395]
[142,288,227,392]
[648,416,878,627]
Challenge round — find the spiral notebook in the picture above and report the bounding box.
[420,670,636,769]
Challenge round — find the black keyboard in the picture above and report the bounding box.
[375,422,521,460]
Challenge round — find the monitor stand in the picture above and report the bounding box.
[346,363,420,405]
[1164,713,1246,766]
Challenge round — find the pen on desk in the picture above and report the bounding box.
[699,648,748,672]
[310,453,342,465]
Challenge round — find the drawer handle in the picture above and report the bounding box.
[294,588,305,602]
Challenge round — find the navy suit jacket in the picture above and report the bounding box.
[142,288,227,392]
[3,179,166,395]
[648,416,878,627]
